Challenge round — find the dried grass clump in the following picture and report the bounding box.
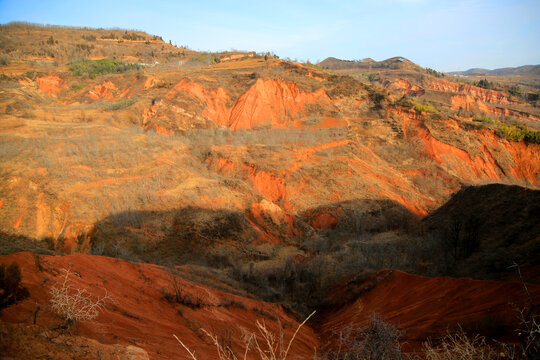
[423,329,499,360]
[174,310,315,360]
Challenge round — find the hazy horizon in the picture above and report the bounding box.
[1,0,539,72]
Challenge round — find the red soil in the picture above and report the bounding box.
[166,79,231,126]
[478,130,540,186]
[247,167,288,203]
[373,189,428,217]
[386,78,425,97]
[310,117,348,129]
[0,252,318,360]
[450,94,478,111]
[86,81,121,100]
[319,270,540,352]
[13,214,24,229]
[398,109,501,181]
[451,95,540,121]
[249,199,296,239]
[35,74,66,97]
[144,76,161,90]
[288,140,352,172]
[309,212,338,230]
[145,122,174,136]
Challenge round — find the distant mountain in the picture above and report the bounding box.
[319,56,422,72]
[450,64,540,76]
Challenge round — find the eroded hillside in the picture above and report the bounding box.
[1,23,540,359]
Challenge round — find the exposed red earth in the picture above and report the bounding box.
[1,23,539,359]
[319,270,540,353]
[2,253,538,358]
[0,252,317,359]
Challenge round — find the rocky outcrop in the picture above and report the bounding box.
[228,78,333,129]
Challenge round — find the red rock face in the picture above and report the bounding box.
[166,78,231,126]
[430,79,519,105]
[392,108,540,186]
[309,211,338,230]
[229,78,333,129]
[399,110,501,181]
[384,78,425,97]
[478,130,540,186]
[85,81,128,100]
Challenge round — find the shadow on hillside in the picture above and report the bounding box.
[2,184,538,290]
[0,232,58,256]
[422,184,540,281]
[83,198,418,266]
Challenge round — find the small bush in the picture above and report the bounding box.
[101,32,117,40]
[0,262,29,312]
[500,125,540,144]
[122,31,145,41]
[508,85,521,97]
[71,82,85,91]
[0,54,10,66]
[412,98,437,113]
[76,43,94,52]
[81,34,96,41]
[324,313,408,360]
[188,53,221,65]
[69,59,139,78]
[395,94,414,108]
[164,272,204,309]
[475,79,493,89]
[106,98,135,111]
[49,269,111,330]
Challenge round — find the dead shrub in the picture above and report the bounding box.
[423,328,500,360]
[49,269,111,330]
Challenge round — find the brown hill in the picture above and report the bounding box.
[319,56,422,72]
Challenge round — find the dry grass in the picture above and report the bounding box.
[174,311,315,360]
[423,329,500,360]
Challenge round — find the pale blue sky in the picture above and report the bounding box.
[1,0,538,71]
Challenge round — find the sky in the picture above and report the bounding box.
[0,0,539,71]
